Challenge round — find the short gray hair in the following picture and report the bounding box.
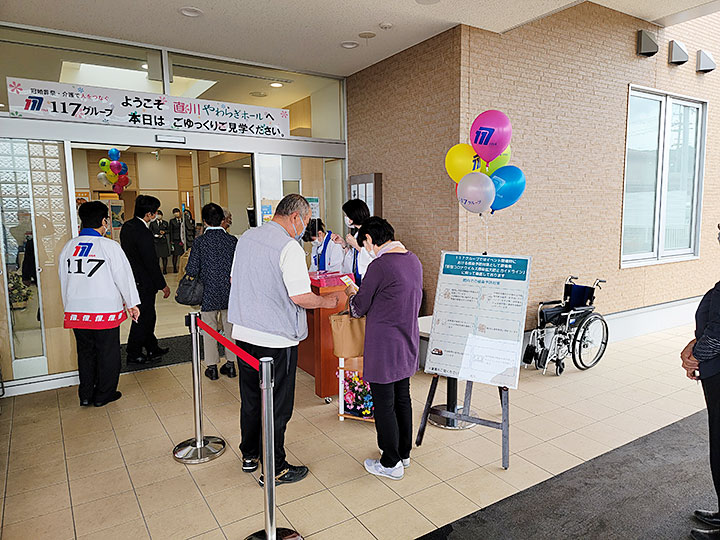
[223,208,231,218]
[275,194,310,218]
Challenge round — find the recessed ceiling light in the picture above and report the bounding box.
[242,164,251,168]
[249,91,267,97]
[415,0,440,4]
[358,31,376,39]
[141,63,148,69]
[179,6,203,17]
[379,22,393,30]
[0,104,5,108]
[269,82,283,88]
[341,41,359,49]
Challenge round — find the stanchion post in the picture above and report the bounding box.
[173,312,226,464]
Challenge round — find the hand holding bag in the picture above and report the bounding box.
[175,274,203,306]
[329,310,366,358]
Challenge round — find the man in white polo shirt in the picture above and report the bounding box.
[228,194,343,485]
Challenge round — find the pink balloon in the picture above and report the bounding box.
[470,110,512,164]
[112,183,124,194]
[109,160,122,174]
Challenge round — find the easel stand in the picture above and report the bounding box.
[416,375,510,469]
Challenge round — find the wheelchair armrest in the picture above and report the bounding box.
[538,300,562,308]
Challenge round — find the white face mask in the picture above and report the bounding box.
[344,216,353,228]
[364,245,376,259]
[311,239,322,247]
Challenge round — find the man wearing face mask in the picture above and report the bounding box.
[228,194,344,485]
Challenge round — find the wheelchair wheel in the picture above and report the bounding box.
[572,313,608,370]
[522,344,537,365]
[536,348,549,370]
[556,360,565,376]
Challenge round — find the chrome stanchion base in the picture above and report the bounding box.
[173,436,226,464]
[245,528,303,540]
[428,405,476,430]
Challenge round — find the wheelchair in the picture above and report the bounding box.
[522,276,609,376]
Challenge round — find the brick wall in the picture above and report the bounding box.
[348,3,720,321]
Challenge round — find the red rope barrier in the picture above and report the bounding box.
[196,318,260,371]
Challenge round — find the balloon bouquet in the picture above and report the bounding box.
[97,148,133,195]
[445,110,525,214]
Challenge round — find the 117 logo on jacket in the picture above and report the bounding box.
[73,242,93,257]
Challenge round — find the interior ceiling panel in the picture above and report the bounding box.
[0,1,716,77]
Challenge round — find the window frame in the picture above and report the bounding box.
[621,85,708,268]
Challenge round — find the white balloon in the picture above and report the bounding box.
[97,172,110,187]
[456,172,495,214]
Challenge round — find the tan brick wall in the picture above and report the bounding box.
[348,3,720,321]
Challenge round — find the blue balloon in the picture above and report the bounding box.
[490,165,525,211]
[108,148,120,161]
[119,162,128,175]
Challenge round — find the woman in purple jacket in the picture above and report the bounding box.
[347,217,423,480]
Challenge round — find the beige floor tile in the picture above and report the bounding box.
[127,454,188,488]
[566,398,621,421]
[1,507,74,540]
[486,455,553,490]
[407,434,449,459]
[222,510,293,539]
[3,482,71,525]
[449,466,519,507]
[481,424,544,452]
[286,433,345,464]
[307,452,366,488]
[66,447,125,480]
[63,429,118,458]
[514,415,572,441]
[69,466,133,506]
[8,440,65,471]
[73,491,143,536]
[190,530,226,540]
[422,422,487,446]
[61,415,113,439]
[275,471,327,505]
[453,433,502,466]
[537,407,595,431]
[281,490,353,536]
[306,518,376,539]
[414,446,479,481]
[104,391,151,412]
[517,441,585,475]
[151,397,195,419]
[205,482,266,525]
[120,433,174,465]
[77,518,150,540]
[357,498,435,540]
[136,472,203,516]
[146,500,219,540]
[114,417,167,446]
[575,421,638,449]
[649,395,705,418]
[547,431,613,461]
[9,422,63,447]
[330,474,399,515]
[109,405,159,429]
[406,482,480,528]
[5,458,68,495]
[377,461,443,498]
[191,459,256,497]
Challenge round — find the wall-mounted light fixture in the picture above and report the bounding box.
[669,40,689,65]
[697,50,716,73]
[636,30,658,57]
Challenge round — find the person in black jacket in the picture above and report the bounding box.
[120,195,171,364]
[150,210,171,274]
[682,280,720,540]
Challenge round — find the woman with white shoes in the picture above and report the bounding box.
[345,217,423,480]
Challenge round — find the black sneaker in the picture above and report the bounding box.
[94,391,122,407]
[205,365,219,381]
[242,457,259,472]
[219,361,237,378]
[258,464,309,486]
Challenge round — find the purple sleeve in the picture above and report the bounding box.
[349,261,381,318]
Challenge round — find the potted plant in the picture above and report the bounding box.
[7,271,32,310]
[342,370,374,419]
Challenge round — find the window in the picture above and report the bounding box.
[621,88,705,265]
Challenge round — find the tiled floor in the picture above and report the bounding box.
[0,324,705,539]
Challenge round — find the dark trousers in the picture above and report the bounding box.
[703,371,720,506]
[126,290,159,357]
[237,341,297,471]
[159,257,168,274]
[73,327,121,403]
[370,377,413,468]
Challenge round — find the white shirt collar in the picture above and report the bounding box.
[136,216,150,228]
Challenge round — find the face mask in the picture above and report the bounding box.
[344,216,353,228]
[311,239,322,247]
[365,245,376,259]
[291,217,304,241]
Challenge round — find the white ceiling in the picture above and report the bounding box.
[1,0,717,77]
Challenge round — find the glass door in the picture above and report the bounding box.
[0,138,74,380]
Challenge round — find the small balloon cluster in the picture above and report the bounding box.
[97,148,132,195]
[445,110,525,214]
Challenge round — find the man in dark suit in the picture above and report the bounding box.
[121,195,171,364]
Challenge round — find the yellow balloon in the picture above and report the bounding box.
[479,145,511,176]
[107,171,118,183]
[445,144,477,183]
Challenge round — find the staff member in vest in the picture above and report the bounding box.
[346,217,423,480]
[121,195,171,365]
[304,218,344,273]
[228,194,344,485]
[331,199,371,284]
[59,201,140,407]
[185,203,239,381]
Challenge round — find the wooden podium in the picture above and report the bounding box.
[298,273,351,399]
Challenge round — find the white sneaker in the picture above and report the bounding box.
[364,458,404,480]
[402,458,410,468]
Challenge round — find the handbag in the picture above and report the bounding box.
[175,273,204,306]
[329,310,366,358]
